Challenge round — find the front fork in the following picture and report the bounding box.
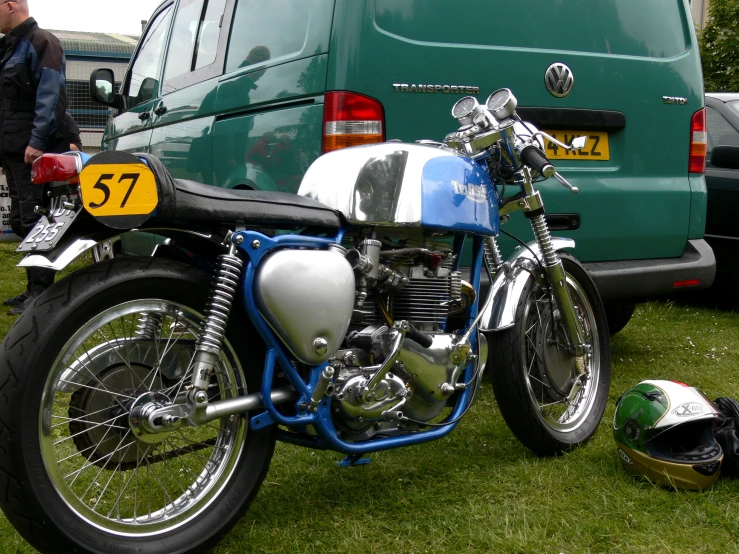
[497,168,586,357]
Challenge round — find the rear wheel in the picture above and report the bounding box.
[0,258,276,554]
[488,254,611,456]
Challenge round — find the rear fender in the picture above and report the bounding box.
[18,226,227,272]
[479,237,575,332]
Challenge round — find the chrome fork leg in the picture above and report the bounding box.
[189,244,244,394]
[528,213,585,357]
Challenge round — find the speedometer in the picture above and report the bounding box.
[486,88,518,120]
[451,96,480,125]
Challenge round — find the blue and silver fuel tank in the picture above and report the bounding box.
[298,143,500,236]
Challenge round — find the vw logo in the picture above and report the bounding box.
[545,63,574,98]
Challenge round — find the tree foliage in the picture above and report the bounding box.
[699,0,739,92]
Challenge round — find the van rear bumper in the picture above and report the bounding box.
[582,239,715,300]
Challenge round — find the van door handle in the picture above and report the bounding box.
[138,111,150,121]
[154,105,168,116]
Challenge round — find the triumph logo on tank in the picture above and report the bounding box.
[673,402,706,417]
[452,180,487,203]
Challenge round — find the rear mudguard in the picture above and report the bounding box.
[17,226,227,272]
[479,237,575,332]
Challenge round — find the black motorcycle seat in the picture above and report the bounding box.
[166,179,343,229]
[135,152,343,229]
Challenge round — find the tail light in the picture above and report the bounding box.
[323,91,385,153]
[31,154,80,184]
[673,278,700,288]
[689,108,706,174]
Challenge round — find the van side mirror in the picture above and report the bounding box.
[89,68,122,109]
[710,145,739,170]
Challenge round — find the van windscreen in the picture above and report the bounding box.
[375,0,687,59]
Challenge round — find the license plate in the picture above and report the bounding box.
[17,206,80,252]
[542,130,610,161]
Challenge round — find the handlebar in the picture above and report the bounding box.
[519,144,555,178]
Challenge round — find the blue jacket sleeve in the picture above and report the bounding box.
[28,33,66,151]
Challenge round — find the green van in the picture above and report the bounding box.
[90,0,714,333]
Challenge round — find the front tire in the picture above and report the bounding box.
[488,254,611,456]
[0,257,276,554]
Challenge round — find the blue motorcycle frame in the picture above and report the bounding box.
[236,229,485,456]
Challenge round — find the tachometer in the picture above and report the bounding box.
[486,88,518,120]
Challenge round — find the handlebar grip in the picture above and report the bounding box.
[520,144,555,178]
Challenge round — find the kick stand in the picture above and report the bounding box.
[337,454,371,467]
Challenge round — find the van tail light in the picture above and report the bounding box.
[673,278,700,288]
[31,154,80,184]
[689,108,707,174]
[323,91,385,153]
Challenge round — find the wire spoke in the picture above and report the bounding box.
[77,430,132,501]
[52,404,118,428]
[54,413,125,446]
[58,379,136,402]
[92,440,135,513]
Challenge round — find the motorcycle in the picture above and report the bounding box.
[0,89,610,553]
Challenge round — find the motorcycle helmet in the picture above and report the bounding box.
[613,380,723,490]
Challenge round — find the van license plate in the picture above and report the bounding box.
[542,130,610,161]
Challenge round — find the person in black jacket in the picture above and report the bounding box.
[0,0,71,315]
[65,111,82,151]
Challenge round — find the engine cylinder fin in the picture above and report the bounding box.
[390,277,451,327]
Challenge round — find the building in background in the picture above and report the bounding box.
[51,30,137,152]
[691,0,710,29]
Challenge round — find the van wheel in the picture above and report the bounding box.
[604,301,636,336]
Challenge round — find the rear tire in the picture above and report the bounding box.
[0,257,276,554]
[488,254,611,456]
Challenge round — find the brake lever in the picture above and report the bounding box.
[532,131,588,152]
[554,172,579,194]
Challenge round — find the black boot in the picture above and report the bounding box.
[8,268,55,316]
[3,290,29,307]
[7,292,37,316]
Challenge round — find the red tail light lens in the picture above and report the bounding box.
[673,278,701,288]
[323,91,385,153]
[689,108,706,174]
[31,154,80,184]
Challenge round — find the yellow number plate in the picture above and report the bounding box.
[542,130,610,161]
[79,162,158,216]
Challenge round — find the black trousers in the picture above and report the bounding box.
[3,156,55,292]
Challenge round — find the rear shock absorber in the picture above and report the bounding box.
[189,244,244,393]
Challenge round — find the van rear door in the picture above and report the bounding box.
[327,0,703,263]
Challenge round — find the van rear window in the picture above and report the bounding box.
[375,0,687,58]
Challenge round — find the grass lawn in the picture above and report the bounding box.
[1,242,739,553]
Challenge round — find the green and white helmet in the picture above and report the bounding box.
[613,380,723,490]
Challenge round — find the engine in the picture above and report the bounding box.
[329,235,484,440]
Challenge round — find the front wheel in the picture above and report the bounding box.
[488,254,611,456]
[0,257,276,554]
